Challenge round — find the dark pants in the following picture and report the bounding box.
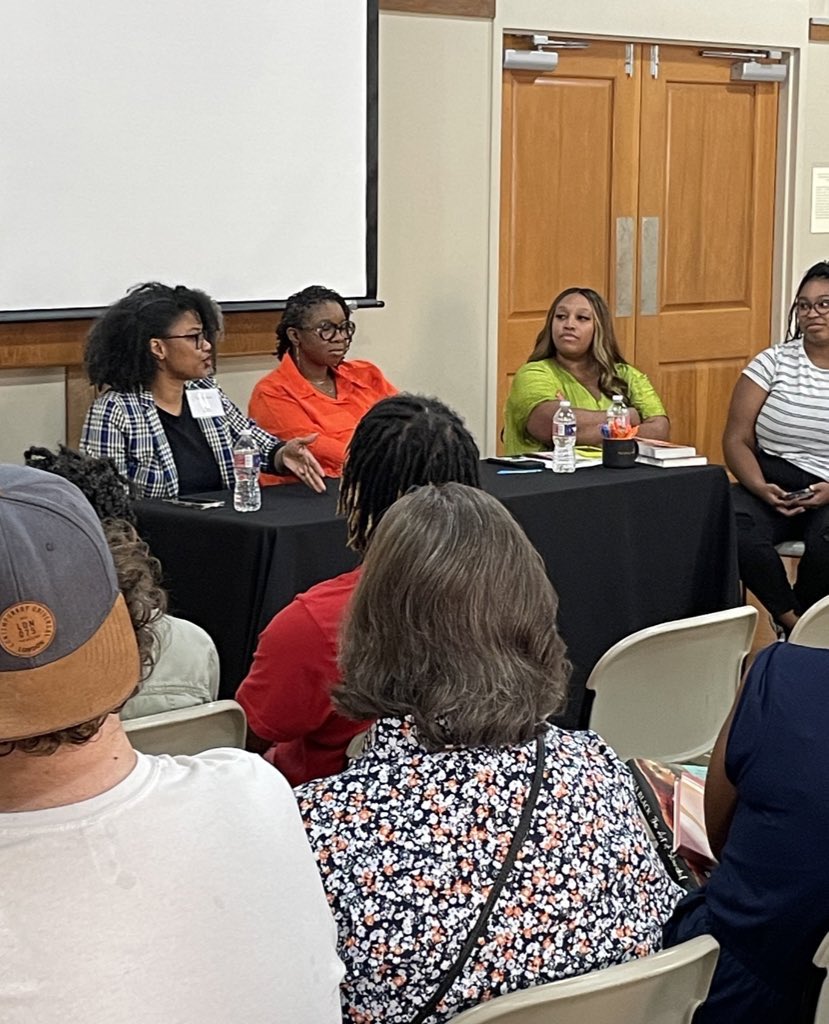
[664,890,821,1024]
[733,452,829,620]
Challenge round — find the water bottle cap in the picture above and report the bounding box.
[559,400,571,408]
[612,394,624,402]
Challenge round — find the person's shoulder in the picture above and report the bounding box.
[615,361,651,383]
[157,614,215,648]
[151,747,293,799]
[251,362,288,396]
[340,358,385,380]
[543,724,626,774]
[89,388,143,411]
[296,566,362,608]
[513,358,561,384]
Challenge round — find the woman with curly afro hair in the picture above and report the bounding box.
[80,282,325,498]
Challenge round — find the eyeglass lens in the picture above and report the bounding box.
[313,321,356,342]
[796,298,829,315]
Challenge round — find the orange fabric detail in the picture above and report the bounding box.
[249,355,397,483]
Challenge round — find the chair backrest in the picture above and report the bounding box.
[812,931,829,1024]
[123,699,247,755]
[788,595,829,650]
[451,936,719,1024]
[586,607,757,762]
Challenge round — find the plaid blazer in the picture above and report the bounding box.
[80,378,281,499]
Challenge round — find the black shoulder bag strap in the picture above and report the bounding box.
[411,733,547,1024]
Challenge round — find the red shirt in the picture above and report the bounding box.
[249,355,397,481]
[236,567,370,786]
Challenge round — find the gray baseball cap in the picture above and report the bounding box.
[0,464,139,741]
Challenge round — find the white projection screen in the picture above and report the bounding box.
[0,0,378,319]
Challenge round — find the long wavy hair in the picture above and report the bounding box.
[336,483,571,750]
[529,287,631,403]
[786,261,829,341]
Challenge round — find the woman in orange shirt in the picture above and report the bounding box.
[249,285,397,481]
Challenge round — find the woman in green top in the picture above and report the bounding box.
[504,287,670,453]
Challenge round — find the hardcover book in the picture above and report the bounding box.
[635,439,698,459]
[626,758,714,890]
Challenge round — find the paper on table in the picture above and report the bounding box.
[535,450,603,470]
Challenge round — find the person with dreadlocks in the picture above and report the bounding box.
[723,260,829,637]
[23,444,220,720]
[235,394,480,786]
[248,285,397,481]
[80,282,325,499]
[503,286,669,453]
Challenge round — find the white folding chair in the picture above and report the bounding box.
[775,540,805,560]
[451,936,719,1024]
[586,607,757,762]
[813,931,829,1024]
[123,699,247,756]
[788,595,829,650]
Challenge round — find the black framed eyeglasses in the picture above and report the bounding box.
[162,330,211,348]
[302,320,356,343]
[795,297,829,317]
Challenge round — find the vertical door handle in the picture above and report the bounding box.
[640,216,660,315]
[615,217,634,317]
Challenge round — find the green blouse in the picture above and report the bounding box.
[503,359,667,454]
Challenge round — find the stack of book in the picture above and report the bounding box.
[636,439,708,468]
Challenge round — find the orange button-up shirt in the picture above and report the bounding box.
[249,354,397,482]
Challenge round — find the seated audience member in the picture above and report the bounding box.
[248,285,397,480]
[0,465,343,1024]
[24,445,219,719]
[664,641,829,1024]
[503,287,669,453]
[236,394,481,786]
[80,282,325,499]
[723,260,829,637]
[297,483,682,1023]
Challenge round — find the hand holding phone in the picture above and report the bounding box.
[782,487,813,502]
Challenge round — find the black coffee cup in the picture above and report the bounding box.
[602,437,638,468]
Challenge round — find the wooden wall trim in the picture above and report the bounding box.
[379,0,494,17]
[809,19,829,42]
[0,310,279,370]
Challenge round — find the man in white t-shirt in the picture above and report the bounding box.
[0,464,343,1024]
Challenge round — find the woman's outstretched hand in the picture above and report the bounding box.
[277,435,326,493]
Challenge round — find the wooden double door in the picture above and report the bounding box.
[497,41,779,461]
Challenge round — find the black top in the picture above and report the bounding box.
[157,400,224,495]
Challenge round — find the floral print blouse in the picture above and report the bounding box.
[296,717,682,1024]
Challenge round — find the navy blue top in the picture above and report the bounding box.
[666,641,829,1022]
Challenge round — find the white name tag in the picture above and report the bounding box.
[186,388,224,419]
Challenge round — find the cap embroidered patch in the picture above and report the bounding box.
[0,603,56,658]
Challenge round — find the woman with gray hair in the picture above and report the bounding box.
[296,483,682,1024]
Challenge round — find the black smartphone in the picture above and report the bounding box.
[783,487,813,502]
[486,457,547,470]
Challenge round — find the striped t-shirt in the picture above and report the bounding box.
[743,340,829,480]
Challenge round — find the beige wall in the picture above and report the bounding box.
[1,1,827,462]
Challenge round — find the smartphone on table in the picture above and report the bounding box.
[486,457,547,470]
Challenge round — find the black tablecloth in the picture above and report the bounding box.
[135,463,739,729]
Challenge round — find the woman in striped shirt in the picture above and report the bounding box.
[723,261,829,635]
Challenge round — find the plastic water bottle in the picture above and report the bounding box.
[552,400,577,473]
[607,394,630,437]
[232,430,261,512]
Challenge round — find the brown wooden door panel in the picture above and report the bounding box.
[496,40,778,459]
[636,46,778,463]
[497,41,640,445]
[658,359,747,453]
